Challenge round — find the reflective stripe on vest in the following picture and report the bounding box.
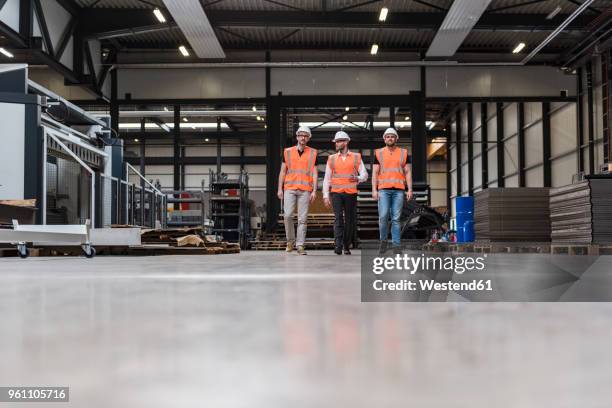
[376,147,407,190]
[330,152,360,194]
[284,146,317,191]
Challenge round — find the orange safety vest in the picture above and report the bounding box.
[329,152,362,194]
[376,147,408,190]
[284,146,317,191]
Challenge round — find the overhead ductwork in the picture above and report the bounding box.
[426,0,492,58]
[161,0,225,59]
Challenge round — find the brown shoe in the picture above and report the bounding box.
[297,246,307,255]
[286,242,295,252]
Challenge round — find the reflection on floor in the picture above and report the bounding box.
[1,251,611,407]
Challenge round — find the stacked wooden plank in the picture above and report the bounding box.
[550,181,591,243]
[474,188,550,242]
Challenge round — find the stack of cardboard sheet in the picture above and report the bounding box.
[589,178,612,243]
[474,188,550,242]
[550,181,591,243]
[550,178,612,244]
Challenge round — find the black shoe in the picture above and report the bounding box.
[344,248,351,255]
[378,241,388,255]
[334,247,342,255]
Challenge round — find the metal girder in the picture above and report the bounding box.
[33,0,54,56]
[81,10,592,37]
[125,156,267,165]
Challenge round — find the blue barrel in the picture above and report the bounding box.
[463,220,475,242]
[455,197,474,243]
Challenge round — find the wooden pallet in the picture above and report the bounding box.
[250,240,336,251]
[0,244,240,257]
[550,243,612,256]
[422,242,552,254]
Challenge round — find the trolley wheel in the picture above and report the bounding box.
[83,245,96,258]
[17,244,29,259]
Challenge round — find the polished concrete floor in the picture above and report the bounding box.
[1,251,612,407]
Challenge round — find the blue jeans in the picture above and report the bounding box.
[378,189,404,246]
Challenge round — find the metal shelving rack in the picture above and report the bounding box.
[164,185,206,228]
[209,170,250,249]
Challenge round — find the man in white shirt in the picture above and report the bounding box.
[323,131,368,255]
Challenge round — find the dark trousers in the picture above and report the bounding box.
[331,192,357,249]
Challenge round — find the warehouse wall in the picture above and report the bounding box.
[427,66,576,98]
[116,65,575,100]
[579,53,610,174]
[448,100,580,217]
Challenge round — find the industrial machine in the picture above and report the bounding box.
[0,64,166,257]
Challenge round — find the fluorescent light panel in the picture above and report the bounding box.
[162,0,225,58]
[153,8,166,23]
[120,123,229,129]
[370,44,379,55]
[546,6,562,19]
[178,45,189,57]
[379,7,388,21]
[0,48,14,58]
[513,42,526,53]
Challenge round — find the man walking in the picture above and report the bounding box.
[323,131,368,255]
[372,127,413,252]
[277,126,318,255]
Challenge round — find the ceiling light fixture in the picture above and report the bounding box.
[370,44,379,55]
[134,138,140,142]
[178,45,190,57]
[183,117,188,122]
[205,138,209,142]
[153,8,166,23]
[0,48,14,58]
[546,6,562,20]
[252,105,257,111]
[512,42,526,54]
[379,7,388,22]
[345,107,350,111]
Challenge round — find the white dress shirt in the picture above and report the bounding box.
[323,151,369,198]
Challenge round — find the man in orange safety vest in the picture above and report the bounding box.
[372,127,413,251]
[323,131,368,255]
[277,126,318,255]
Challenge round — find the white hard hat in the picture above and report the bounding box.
[296,126,311,137]
[383,127,399,138]
[332,131,350,142]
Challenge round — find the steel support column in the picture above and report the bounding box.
[411,91,427,184]
[110,69,119,138]
[542,102,552,187]
[173,105,180,209]
[455,110,462,196]
[446,126,451,211]
[518,102,526,186]
[216,117,222,174]
[496,102,505,187]
[587,61,595,175]
[266,97,281,233]
[467,103,474,195]
[481,103,488,189]
[140,118,146,226]
[577,67,585,173]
